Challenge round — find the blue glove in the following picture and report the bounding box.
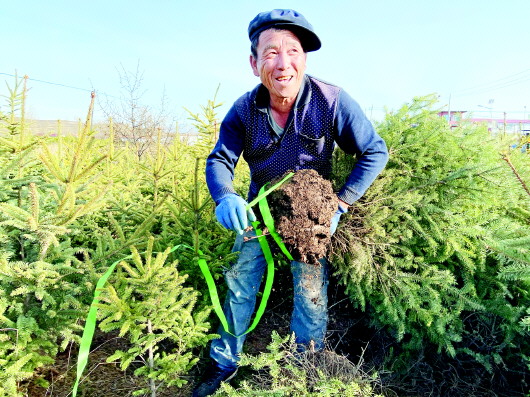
[215,193,257,234]
[330,202,348,236]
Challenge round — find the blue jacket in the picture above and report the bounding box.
[206,75,388,205]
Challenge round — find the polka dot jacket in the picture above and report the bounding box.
[206,75,388,205]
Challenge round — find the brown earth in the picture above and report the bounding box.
[265,169,338,265]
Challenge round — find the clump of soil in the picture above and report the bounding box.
[266,169,338,265]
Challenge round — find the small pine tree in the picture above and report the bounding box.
[96,236,216,395]
[0,77,114,396]
[184,85,223,158]
[330,94,530,377]
[216,332,383,397]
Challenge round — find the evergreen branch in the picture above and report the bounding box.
[38,143,66,182]
[28,183,40,223]
[502,153,530,198]
[55,184,75,216]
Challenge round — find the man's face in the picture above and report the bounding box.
[250,29,307,105]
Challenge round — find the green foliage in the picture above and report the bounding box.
[96,236,216,393]
[0,253,91,393]
[6,69,526,395]
[217,332,382,397]
[1,182,71,260]
[0,354,34,397]
[184,85,223,159]
[0,75,240,395]
[330,94,530,376]
[0,76,101,395]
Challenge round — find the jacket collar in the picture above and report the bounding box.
[254,74,312,113]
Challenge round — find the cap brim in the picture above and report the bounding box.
[250,22,321,52]
[275,23,321,52]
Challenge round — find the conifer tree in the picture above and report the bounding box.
[0,78,111,395]
[184,85,223,159]
[330,95,530,374]
[216,332,383,397]
[96,236,216,395]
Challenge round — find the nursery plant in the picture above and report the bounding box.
[95,236,216,396]
[0,81,108,395]
[330,94,530,395]
[216,332,383,397]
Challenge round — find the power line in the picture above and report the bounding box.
[455,77,530,97]
[0,72,120,99]
[453,68,530,97]
[455,68,530,93]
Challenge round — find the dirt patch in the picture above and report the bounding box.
[26,332,195,396]
[265,169,338,265]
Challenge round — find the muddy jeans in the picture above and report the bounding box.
[210,228,329,370]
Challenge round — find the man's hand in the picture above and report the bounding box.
[215,194,257,234]
[330,200,349,236]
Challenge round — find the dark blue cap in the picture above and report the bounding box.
[248,9,321,52]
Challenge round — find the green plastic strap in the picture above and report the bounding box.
[195,248,232,334]
[192,223,275,339]
[197,172,295,338]
[246,172,294,209]
[258,189,294,261]
[72,244,185,397]
[72,256,119,397]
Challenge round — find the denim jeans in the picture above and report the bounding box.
[210,228,329,370]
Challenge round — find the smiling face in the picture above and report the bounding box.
[250,29,307,109]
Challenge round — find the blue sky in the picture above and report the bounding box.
[1,0,529,125]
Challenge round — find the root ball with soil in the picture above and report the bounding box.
[265,169,338,265]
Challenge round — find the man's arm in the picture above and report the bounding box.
[205,106,246,204]
[334,90,389,205]
[205,106,257,234]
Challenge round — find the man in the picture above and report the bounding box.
[193,9,388,397]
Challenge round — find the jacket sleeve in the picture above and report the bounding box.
[205,105,246,204]
[334,90,389,205]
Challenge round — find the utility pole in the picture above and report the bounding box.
[448,94,451,123]
[503,112,506,137]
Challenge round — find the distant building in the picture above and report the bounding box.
[27,119,84,137]
[9,118,84,137]
[439,110,466,128]
[438,111,530,135]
